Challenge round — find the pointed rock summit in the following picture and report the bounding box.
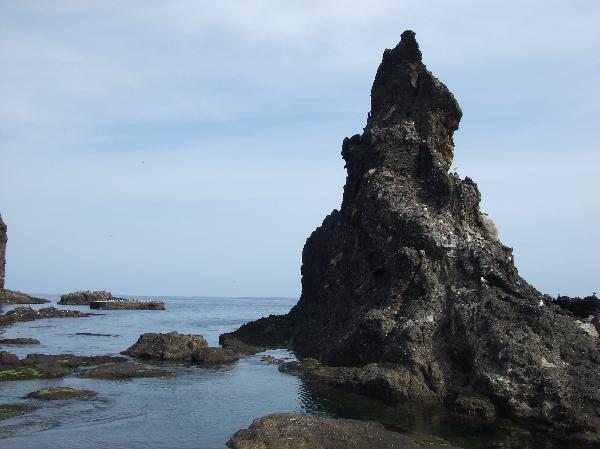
[221,31,600,443]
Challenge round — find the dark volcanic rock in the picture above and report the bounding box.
[191,347,239,366]
[0,214,5,290]
[227,413,458,449]
[81,362,173,379]
[58,290,114,305]
[0,351,126,381]
[123,331,208,361]
[0,289,50,305]
[221,31,600,443]
[0,338,40,345]
[0,306,93,326]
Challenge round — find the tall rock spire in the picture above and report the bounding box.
[222,31,600,444]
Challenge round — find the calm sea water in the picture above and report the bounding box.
[0,295,571,449]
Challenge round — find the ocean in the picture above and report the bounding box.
[0,295,566,449]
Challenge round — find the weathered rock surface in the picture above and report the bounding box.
[191,347,239,366]
[221,31,600,443]
[26,387,96,401]
[0,289,50,305]
[81,362,173,379]
[0,351,127,381]
[227,413,459,449]
[0,306,94,326]
[0,214,5,290]
[0,338,40,345]
[58,290,114,305]
[123,331,208,361]
[90,299,165,310]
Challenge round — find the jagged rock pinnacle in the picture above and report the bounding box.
[222,31,600,444]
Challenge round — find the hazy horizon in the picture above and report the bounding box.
[1,1,599,297]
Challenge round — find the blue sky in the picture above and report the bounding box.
[0,1,598,297]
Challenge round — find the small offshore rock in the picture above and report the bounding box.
[82,362,173,379]
[26,387,96,401]
[191,347,239,366]
[0,338,40,345]
[227,413,459,449]
[90,299,165,310]
[123,331,208,361]
[58,290,114,305]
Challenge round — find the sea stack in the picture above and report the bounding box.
[0,214,6,289]
[221,31,600,442]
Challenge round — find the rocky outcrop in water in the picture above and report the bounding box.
[0,306,94,326]
[59,290,114,305]
[81,362,173,379]
[123,331,208,361]
[90,299,165,310]
[221,31,600,443]
[227,413,459,449]
[0,214,5,290]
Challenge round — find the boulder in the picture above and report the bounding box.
[26,387,96,400]
[227,413,458,449]
[220,31,600,443]
[123,331,208,361]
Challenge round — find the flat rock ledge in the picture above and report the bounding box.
[0,289,49,305]
[0,306,94,326]
[90,300,165,310]
[227,413,459,449]
[81,362,173,379]
[0,351,127,381]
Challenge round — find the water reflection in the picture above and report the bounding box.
[297,380,567,449]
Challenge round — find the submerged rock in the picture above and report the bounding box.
[0,403,38,420]
[26,387,96,401]
[123,331,208,361]
[82,362,173,379]
[0,338,40,345]
[227,413,458,449]
[221,31,600,443]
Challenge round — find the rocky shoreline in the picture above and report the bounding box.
[220,31,600,445]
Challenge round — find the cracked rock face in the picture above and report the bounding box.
[0,214,6,290]
[221,30,600,442]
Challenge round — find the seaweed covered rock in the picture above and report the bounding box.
[221,31,600,443]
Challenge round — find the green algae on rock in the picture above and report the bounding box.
[26,387,97,401]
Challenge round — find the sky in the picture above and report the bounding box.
[0,1,598,297]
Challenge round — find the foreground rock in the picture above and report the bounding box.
[0,403,38,420]
[0,351,126,381]
[0,338,40,345]
[26,387,96,400]
[58,290,114,305]
[82,362,173,379]
[90,299,165,310]
[221,31,600,443]
[0,306,94,326]
[123,332,208,361]
[0,289,50,305]
[227,414,458,449]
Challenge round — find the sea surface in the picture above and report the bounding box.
[0,295,569,449]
